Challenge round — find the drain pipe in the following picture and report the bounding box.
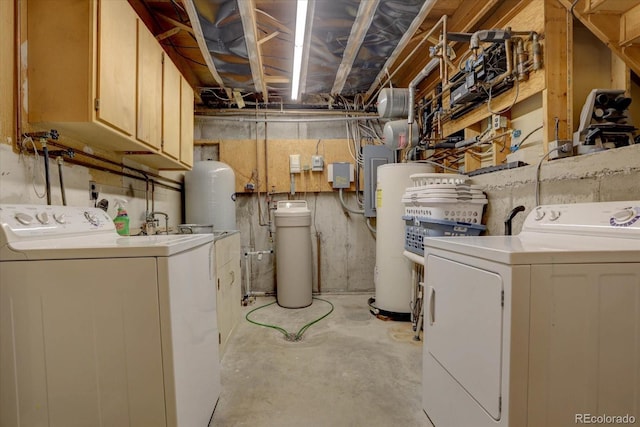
[406,58,440,161]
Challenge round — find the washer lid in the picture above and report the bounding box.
[1,233,214,260]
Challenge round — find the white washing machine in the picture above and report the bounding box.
[422,201,640,427]
[0,204,221,427]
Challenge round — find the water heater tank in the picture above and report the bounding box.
[377,88,410,118]
[375,163,433,315]
[185,161,237,230]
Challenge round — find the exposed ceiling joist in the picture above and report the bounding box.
[155,26,181,41]
[182,0,225,88]
[298,0,316,96]
[364,0,439,101]
[331,0,380,95]
[238,0,268,101]
[155,11,194,34]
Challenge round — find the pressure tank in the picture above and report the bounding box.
[377,88,410,118]
[185,161,237,230]
[374,163,434,315]
[383,120,420,150]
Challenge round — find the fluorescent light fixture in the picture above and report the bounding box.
[291,0,308,100]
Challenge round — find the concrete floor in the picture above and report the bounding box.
[209,294,426,427]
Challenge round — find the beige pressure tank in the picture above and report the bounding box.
[274,200,313,308]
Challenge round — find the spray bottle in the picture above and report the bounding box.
[113,198,130,236]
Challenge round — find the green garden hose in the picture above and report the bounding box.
[245,297,334,341]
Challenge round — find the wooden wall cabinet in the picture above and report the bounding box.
[27,0,193,171]
[214,233,241,359]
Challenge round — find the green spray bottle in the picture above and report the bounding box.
[113,198,130,236]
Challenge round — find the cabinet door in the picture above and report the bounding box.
[162,58,181,160]
[97,0,137,136]
[180,77,194,168]
[136,21,163,150]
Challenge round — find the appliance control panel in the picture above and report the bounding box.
[0,204,116,242]
[522,201,640,238]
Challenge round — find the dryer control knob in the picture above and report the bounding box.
[53,213,66,224]
[549,210,561,221]
[36,212,50,224]
[612,209,635,223]
[14,212,33,225]
[534,208,545,221]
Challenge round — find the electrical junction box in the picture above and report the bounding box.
[363,145,394,217]
[311,155,324,171]
[289,154,301,173]
[328,162,353,188]
[492,114,507,130]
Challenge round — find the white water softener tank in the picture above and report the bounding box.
[375,163,433,315]
[185,161,237,230]
[274,201,313,308]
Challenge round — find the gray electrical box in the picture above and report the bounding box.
[363,145,394,217]
[331,162,352,189]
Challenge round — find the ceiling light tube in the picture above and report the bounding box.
[291,0,309,100]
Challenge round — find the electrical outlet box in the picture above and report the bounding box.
[492,114,507,129]
[311,155,324,171]
[328,162,353,188]
[289,154,301,173]
[548,140,574,160]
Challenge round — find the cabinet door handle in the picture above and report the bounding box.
[229,270,235,285]
[429,287,436,325]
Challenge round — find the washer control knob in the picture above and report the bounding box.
[53,213,66,224]
[549,210,561,221]
[534,208,545,221]
[84,211,99,226]
[14,212,33,225]
[36,212,50,224]
[612,209,635,223]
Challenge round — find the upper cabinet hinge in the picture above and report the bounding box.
[94,98,100,111]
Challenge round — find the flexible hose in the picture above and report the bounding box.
[245,297,335,341]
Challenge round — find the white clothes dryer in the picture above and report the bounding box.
[422,201,640,427]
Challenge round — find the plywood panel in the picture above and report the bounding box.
[219,138,360,194]
[219,139,259,193]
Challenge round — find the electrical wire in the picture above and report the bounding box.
[535,144,570,206]
[245,297,334,341]
[23,137,46,199]
[515,124,544,149]
[487,77,520,115]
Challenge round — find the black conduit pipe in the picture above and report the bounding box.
[42,141,52,205]
[57,157,66,206]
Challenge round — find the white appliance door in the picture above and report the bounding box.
[158,242,221,426]
[0,258,166,427]
[426,255,504,419]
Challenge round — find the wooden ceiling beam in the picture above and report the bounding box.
[331,0,380,95]
[238,0,268,101]
[182,0,226,88]
[364,0,439,102]
[129,0,203,91]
